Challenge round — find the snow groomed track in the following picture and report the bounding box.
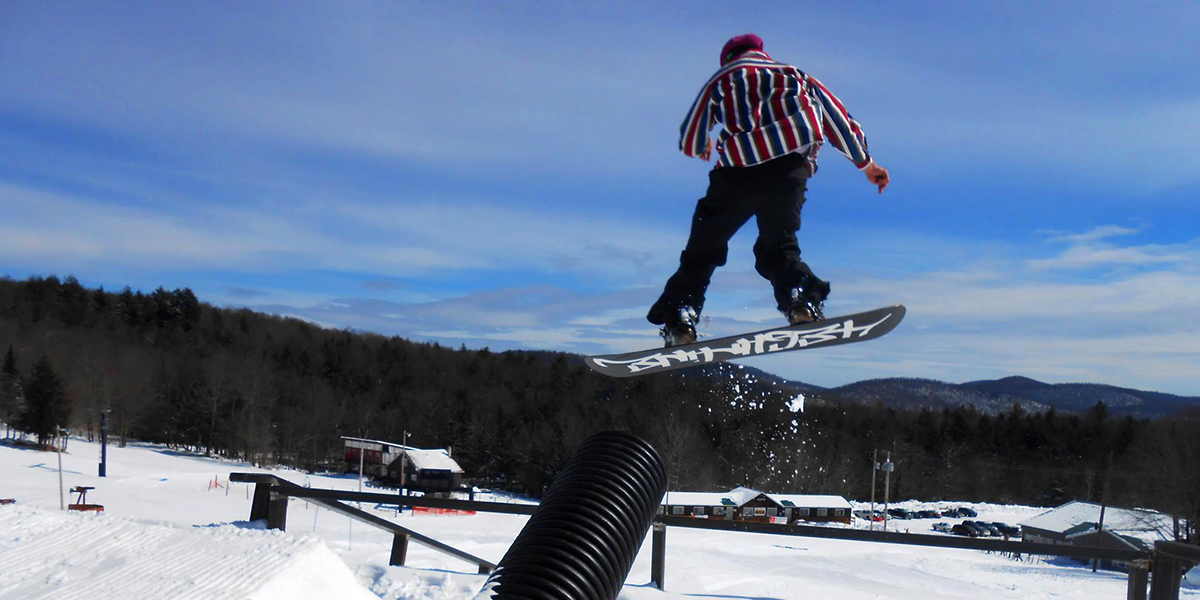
[0,504,377,600]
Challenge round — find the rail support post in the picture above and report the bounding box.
[389,533,409,567]
[651,521,666,591]
[1150,544,1183,600]
[1128,559,1149,600]
[249,480,271,522]
[266,488,288,531]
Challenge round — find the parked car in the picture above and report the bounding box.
[991,522,1020,537]
[887,508,913,520]
[951,523,978,537]
[916,509,942,519]
[932,522,952,533]
[979,522,1003,536]
[961,521,989,536]
[955,506,978,518]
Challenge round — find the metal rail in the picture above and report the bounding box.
[230,473,495,573]
[657,515,1149,562]
[273,486,537,516]
[231,473,1192,599]
[1150,540,1200,600]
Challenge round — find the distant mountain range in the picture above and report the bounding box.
[809,376,1200,418]
[688,365,1199,419]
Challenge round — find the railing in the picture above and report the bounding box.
[1151,541,1200,600]
[230,473,500,573]
[273,485,538,517]
[232,473,1194,600]
[651,516,1193,600]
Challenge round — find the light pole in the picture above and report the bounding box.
[869,449,878,531]
[881,451,894,532]
[99,409,110,477]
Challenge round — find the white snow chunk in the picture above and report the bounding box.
[788,393,806,413]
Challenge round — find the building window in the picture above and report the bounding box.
[657,506,664,515]
[695,506,705,516]
[672,506,684,515]
[713,507,724,516]
[743,507,753,517]
[754,507,766,517]
[797,508,810,517]
[817,508,828,517]
[835,509,845,517]
[767,508,777,517]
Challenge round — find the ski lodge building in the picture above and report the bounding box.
[341,436,466,491]
[1019,500,1173,569]
[660,487,852,525]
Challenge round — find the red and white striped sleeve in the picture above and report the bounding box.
[806,74,872,169]
[679,79,719,158]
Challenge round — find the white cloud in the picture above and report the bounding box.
[1046,225,1141,244]
[1023,226,1199,272]
[219,222,1200,395]
[0,179,683,282]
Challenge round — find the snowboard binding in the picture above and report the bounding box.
[783,287,825,325]
[660,306,698,347]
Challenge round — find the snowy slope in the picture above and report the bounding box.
[2,435,1197,600]
[0,504,375,600]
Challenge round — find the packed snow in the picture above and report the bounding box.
[1,435,1195,600]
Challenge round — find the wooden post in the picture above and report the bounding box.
[1095,450,1112,572]
[1127,559,1149,600]
[1150,546,1183,600]
[389,534,409,566]
[401,431,408,495]
[267,489,288,531]
[651,522,666,591]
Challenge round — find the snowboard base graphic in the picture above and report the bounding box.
[585,305,905,378]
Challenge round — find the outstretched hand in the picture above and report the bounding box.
[864,161,890,193]
[699,138,713,162]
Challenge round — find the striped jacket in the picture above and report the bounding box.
[679,50,871,170]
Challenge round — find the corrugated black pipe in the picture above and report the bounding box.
[473,430,667,600]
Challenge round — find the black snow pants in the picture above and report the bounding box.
[647,152,830,326]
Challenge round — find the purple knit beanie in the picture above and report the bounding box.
[720,33,764,66]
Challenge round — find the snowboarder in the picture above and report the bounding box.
[648,34,890,346]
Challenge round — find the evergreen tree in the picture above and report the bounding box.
[17,355,72,446]
[1,346,20,438]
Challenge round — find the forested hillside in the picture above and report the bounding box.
[0,276,1195,540]
[797,376,1199,418]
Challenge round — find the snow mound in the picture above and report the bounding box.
[0,504,376,600]
[1186,565,1199,589]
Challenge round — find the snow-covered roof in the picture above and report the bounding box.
[661,487,763,507]
[727,486,765,505]
[343,437,462,473]
[1020,501,1172,541]
[661,487,848,509]
[662,491,737,507]
[401,448,463,473]
[767,493,852,509]
[342,436,407,451]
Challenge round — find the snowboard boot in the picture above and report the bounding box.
[660,306,698,347]
[781,287,825,325]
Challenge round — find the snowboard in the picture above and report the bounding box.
[585,304,905,378]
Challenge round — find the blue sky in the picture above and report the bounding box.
[2,2,1197,394]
